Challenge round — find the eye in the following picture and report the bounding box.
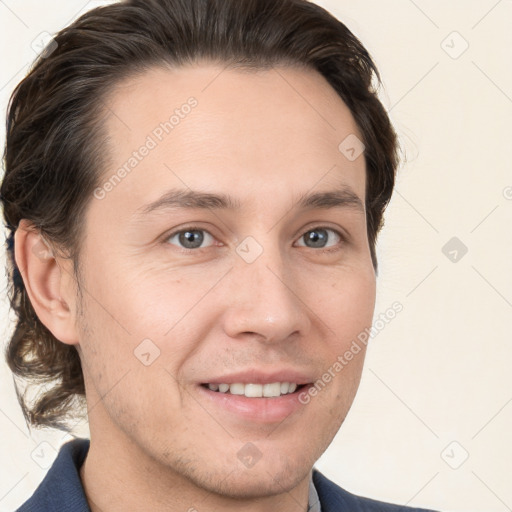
[295,227,343,251]
[164,225,345,253]
[166,227,216,250]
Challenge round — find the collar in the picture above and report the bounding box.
[308,469,322,511]
[17,437,91,511]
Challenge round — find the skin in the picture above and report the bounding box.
[15,63,376,512]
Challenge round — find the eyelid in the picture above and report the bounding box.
[297,226,342,240]
[164,223,348,252]
[293,226,345,252]
[164,224,218,251]
[294,222,348,242]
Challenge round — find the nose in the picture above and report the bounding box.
[221,242,312,344]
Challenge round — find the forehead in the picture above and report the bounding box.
[96,63,366,219]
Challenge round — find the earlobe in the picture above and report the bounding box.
[13,219,79,346]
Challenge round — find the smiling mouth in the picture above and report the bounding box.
[200,382,309,398]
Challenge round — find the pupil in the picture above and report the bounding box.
[306,229,327,248]
[180,230,203,249]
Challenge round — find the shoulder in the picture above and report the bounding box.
[16,438,90,512]
[313,469,440,512]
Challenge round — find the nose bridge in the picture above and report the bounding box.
[222,234,310,342]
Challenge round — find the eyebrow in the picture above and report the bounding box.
[134,186,365,217]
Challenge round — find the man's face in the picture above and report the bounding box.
[73,63,376,496]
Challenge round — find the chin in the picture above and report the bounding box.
[164,443,315,501]
[200,462,312,500]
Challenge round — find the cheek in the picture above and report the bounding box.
[305,267,375,396]
[79,243,375,371]
[308,265,376,338]
[81,251,215,338]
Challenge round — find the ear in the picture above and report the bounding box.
[14,219,80,346]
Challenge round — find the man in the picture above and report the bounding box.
[1,0,440,510]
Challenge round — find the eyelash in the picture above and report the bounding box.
[164,225,347,254]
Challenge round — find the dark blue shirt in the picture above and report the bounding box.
[16,438,440,512]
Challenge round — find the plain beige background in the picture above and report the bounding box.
[0,1,511,511]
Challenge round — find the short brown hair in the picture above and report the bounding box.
[1,0,399,430]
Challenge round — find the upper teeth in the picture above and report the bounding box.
[207,382,298,397]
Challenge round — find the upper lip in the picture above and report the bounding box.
[201,369,314,385]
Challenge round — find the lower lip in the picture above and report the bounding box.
[197,385,310,423]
